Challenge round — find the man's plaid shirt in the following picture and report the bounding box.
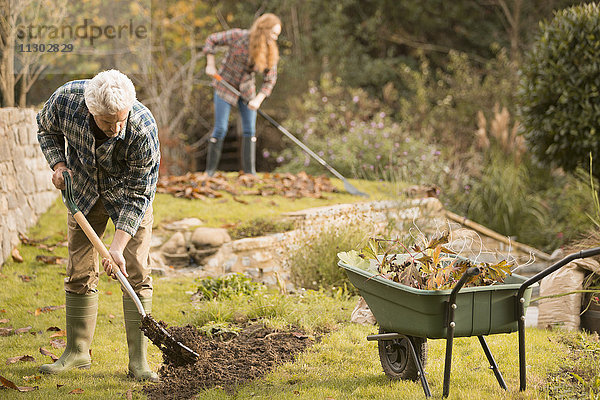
[203,29,278,105]
[37,80,160,237]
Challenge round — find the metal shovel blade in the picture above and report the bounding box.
[141,315,200,366]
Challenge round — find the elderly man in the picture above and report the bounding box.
[36,70,160,382]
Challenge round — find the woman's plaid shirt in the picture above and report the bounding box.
[203,29,277,105]
[37,80,160,237]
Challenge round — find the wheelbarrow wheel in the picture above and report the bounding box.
[377,329,427,381]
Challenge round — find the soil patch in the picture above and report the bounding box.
[143,322,316,400]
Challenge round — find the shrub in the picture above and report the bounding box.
[393,50,519,153]
[519,3,600,181]
[287,224,371,292]
[194,273,264,300]
[268,73,447,183]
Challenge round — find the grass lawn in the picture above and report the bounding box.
[0,176,595,399]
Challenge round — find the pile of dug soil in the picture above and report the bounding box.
[143,323,316,400]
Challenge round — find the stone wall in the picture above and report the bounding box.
[152,198,451,290]
[0,108,58,265]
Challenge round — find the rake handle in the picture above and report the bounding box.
[212,73,366,192]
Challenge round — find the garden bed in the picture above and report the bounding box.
[144,322,317,400]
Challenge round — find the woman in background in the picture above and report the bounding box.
[203,13,281,176]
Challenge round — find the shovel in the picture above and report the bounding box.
[60,171,199,365]
[212,73,369,198]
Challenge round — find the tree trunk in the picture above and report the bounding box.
[18,71,28,107]
[0,44,15,107]
[0,0,15,107]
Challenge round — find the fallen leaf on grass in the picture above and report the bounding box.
[0,374,38,392]
[108,314,115,319]
[11,248,23,263]
[6,355,35,364]
[46,326,61,331]
[0,327,13,336]
[105,291,112,295]
[50,338,66,348]
[39,347,59,361]
[50,330,66,338]
[14,326,32,334]
[35,255,65,265]
[232,196,249,204]
[22,375,41,382]
[0,309,5,313]
[57,383,64,388]
[0,318,8,324]
[126,389,133,399]
[19,233,63,252]
[18,275,33,282]
[69,388,84,394]
[35,305,65,316]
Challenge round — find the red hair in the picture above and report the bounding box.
[249,13,281,72]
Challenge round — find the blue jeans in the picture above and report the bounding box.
[211,92,257,139]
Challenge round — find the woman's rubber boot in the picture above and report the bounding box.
[241,136,257,175]
[123,296,159,382]
[205,137,224,177]
[39,292,98,374]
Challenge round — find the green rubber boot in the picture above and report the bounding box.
[39,292,98,374]
[123,296,159,382]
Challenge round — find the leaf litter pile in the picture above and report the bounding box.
[143,322,316,400]
[157,171,338,200]
[338,231,513,290]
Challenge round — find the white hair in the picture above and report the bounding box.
[84,69,136,115]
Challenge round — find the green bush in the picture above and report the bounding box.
[269,73,446,182]
[288,224,370,291]
[394,50,519,153]
[452,151,547,241]
[519,2,600,180]
[194,273,264,300]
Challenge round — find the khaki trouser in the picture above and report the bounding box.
[65,199,153,297]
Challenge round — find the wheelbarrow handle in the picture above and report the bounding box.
[445,266,480,327]
[60,171,147,317]
[517,246,600,299]
[516,245,600,392]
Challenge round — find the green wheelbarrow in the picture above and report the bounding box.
[338,247,600,397]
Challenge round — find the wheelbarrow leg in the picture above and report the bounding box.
[478,336,507,390]
[442,324,455,398]
[443,266,481,398]
[518,301,527,391]
[406,336,431,398]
